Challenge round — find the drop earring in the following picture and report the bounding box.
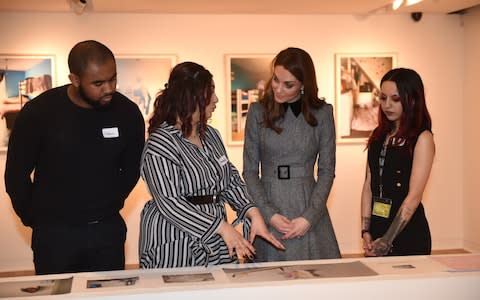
[300,86,305,95]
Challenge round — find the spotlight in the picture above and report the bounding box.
[411,12,423,22]
[392,0,404,10]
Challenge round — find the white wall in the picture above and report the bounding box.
[0,11,472,272]
[463,6,480,252]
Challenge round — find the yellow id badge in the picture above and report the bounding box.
[372,196,392,218]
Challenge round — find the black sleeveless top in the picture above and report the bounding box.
[368,134,431,255]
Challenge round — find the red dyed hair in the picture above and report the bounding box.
[368,68,432,152]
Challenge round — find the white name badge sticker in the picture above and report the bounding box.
[218,155,228,166]
[102,127,119,138]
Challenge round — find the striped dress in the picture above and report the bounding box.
[139,122,254,268]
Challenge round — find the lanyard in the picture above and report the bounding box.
[378,136,406,198]
[378,141,388,198]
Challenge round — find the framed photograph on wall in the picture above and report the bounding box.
[335,53,397,144]
[225,54,273,146]
[0,54,56,152]
[116,54,177,122]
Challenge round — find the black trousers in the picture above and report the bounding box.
[31,214,127,275]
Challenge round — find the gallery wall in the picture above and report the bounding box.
[462,6,480,252]
[0,11,477,272]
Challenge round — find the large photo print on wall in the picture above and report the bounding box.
[0,54,56,152]
[225,54,273,146]
[116,55,177,122]
[335,53,396,144]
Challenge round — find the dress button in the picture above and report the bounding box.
[396,170,401,174]
[396,182,402,187]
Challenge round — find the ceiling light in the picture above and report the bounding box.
[393,0,423,10]
[392,0,404,10]
[406,0,423,6]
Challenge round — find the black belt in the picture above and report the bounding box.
[186,194,219,205]
[261,165,308,180]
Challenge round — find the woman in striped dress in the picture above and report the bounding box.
[139,62,284,268]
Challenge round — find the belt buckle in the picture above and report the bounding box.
[213,193,223,204]
[277,165,290,179]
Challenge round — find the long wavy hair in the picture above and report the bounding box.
[367,68,432,152]
[148,62,213,137]
[260,47,325,133]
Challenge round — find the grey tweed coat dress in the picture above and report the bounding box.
[243,101,340,262]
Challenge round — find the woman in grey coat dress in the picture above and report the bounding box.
[243,47,340,262]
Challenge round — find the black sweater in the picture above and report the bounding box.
[5,85,145,226]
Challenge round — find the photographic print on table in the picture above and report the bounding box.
[225,54,273,145]
[86,276,139,289]
[162,272,215,283]
[223,261,376,283]
[0,54,56,152]
[0,277,72,297]
[335,53,396,144]
[116,55,177,123]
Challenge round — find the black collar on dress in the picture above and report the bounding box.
[283,99,302,117]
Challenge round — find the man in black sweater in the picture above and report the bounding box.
[4,40,145,275]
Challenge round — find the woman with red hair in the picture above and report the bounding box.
[361,68,435,256]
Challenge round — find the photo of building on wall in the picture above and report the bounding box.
[336,54,395,143]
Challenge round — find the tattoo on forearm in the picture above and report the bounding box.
[373,206,415,256]
[373,238,391,256]
[384,205,414,244]
[400,205,415,220]
[362,217,371,231]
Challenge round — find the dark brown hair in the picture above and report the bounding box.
[148,62,213,136]
[260,47,325,133]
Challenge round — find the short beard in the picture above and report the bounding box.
[78,85,112,110]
